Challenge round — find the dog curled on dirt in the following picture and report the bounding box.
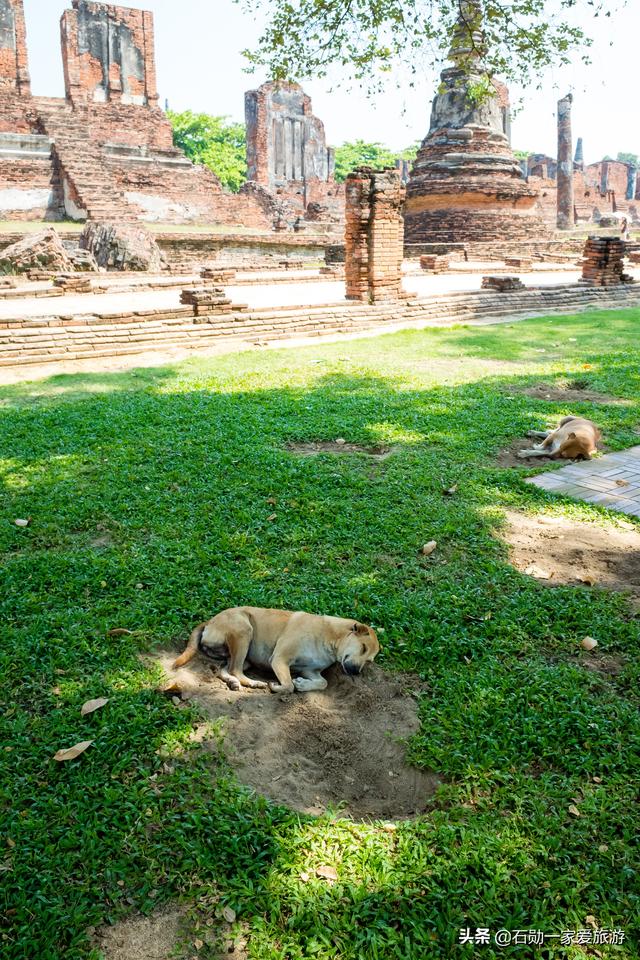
[518,416,601,461]
[173,606,380,694]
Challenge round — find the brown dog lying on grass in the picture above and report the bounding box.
[518,416,601,460]
[173,606,380,694]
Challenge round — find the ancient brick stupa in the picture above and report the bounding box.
[404,1,546,243]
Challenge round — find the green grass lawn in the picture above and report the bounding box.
[1,308,639,959]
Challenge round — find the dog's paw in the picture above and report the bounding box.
[293,677,316,692]
[246,679,268,689]
[269,681,295,694]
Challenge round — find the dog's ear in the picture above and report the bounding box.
[568,431,577,440]
[353,622,369,635]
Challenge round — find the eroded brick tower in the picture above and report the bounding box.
[405,1,546,242]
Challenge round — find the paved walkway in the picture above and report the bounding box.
[0,268,585,321]
[527,446,640,516]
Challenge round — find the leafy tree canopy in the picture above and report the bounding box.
[617,152,639,167]
[334,140,420,181]
[234,0,610,94]
[168,111,247,193]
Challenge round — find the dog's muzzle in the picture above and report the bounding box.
[342,659,361,677]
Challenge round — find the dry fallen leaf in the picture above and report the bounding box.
[335,438,346,445]
[615,479,629,487]
[300,871,311,882]
[80,697,109,716]
[592,776,603,784]
[53,740,93,762]
[194,938,204,951]
[106,628,134,637]
[13,518,30,527]
[266,497,277,505]
[222,906,236,924]
[443,484,458,496]
[316,865,338,881]
[421,540,437,556]
[568,804,581,818]
[581,636,598,651]
[266,513,277,522]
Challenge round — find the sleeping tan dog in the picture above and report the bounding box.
[173,606,380,694]
[518,416,601,461]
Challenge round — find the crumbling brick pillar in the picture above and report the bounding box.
[626,165,637,202]
[556,93,574,230]
[61,0,159,106]
[344,167,405,303]
[0,0,31,94]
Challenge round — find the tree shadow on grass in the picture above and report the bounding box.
[1,363,639,958]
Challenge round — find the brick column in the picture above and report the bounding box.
[0,0,31,94]
[626,165,637,202]
[556,93,574,230]
[345,167,405,303]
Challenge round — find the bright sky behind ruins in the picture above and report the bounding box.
[24,0,639,163]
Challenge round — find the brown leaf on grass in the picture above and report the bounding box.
[266,497,277,505]
[615,479,629,487]
[222,906,236,923]
[80,698,109,716]
[443,484,458,496]
[581,636,598,651]
[53,740,93,762]
[316,865,338,881]
[420,540,437,556]
[13,518,30,527]
[266,513,277,522]
[106,628,134,637]
[568,804,581,818]
[194,939,204,951]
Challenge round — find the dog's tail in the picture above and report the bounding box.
[173,622,206,668]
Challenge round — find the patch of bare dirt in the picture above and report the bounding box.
[495,437,607,468]
[94,907,186,960]
[517,382,625,404]
[94,906,248,960]
[500,509,640,607]
[285,440,394,459]
[157,654,439,820]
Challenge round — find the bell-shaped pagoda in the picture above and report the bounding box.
[405,1,546,242]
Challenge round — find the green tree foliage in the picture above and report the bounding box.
[168,111,247,193]
[333,140,419,181]
[617,152,639,167]
[234,0,610,94]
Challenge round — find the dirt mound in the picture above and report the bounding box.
[500,509,640,607]
[285,440,393,459]
[157,655,438,819]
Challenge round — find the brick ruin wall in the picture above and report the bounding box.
[528,159,640,226]
[0,1,337,231]
[245,81,344,227]
[345,167,405,302]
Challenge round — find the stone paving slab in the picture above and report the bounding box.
[526,445,640,516]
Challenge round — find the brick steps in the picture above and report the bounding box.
[1,284,638,367]
[36,103,134,223]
